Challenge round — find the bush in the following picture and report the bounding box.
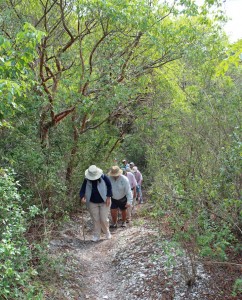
[0,168,43,299]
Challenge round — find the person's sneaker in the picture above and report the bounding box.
[109,223,117,229]
[91,235,100,242]
[121,222,126,227]
[106,232,112,239]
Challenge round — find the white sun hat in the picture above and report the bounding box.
[85,165,103,180]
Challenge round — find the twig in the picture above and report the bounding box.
[200,260,242,268]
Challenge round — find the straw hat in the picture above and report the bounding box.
[108,166,123,177]
[85,165,103,180]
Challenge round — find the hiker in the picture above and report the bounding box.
[121,159,130,170]
[132,166,143,204]
[129,162,135,170]
[123,167,137,222]
[80,165,112,242]
[108,166,133,228]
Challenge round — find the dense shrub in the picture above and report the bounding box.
[0,169,42,299]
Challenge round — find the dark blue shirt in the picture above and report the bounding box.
[79,174,112,203]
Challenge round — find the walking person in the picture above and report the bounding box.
[121,159,130,170]
[129,162,135,170]
[80,165,112,242]
[123,167,137,222]
[132,166,143,204]
[108,166,133,228]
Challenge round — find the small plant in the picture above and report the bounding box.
[232,278,242,297]
[133,218,145,226]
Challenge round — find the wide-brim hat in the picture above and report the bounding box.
[108,166,123,177]
[85,165,103,180]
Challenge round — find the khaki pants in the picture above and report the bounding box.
[88,202,110,237]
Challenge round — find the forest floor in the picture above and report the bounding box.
[42,202,242,300]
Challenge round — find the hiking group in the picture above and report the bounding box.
[79,160,143,242]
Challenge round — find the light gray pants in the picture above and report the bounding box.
[88,202,110,237]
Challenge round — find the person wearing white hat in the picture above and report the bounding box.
[108,166,133,228]
[80,165,112,241]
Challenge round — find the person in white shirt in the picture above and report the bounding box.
[108,166,133,228]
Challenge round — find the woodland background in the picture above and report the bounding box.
[0,0,241,298]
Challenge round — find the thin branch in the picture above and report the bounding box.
[35,0,58,27]
[39,39,55,121]
[54,107,75,124]
[201,260,242,268]
[105,136,124,160]
[59,0,74,40]
[79,40,85,85]
[205,207,242,235]
[8,0,22,20]
[117,31,143,82]
[81,32,109,95]
[80,115,111,134]
[1,23,12,38]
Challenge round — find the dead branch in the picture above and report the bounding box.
[201,260,242,269]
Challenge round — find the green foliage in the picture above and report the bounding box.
[0,0,241,295]
[144,42,241,261]
[0,168,43,299]
[232,278,242,297]
[0,23,44,127]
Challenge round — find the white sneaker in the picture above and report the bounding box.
[106,232,112,240]
[91,235,100,242]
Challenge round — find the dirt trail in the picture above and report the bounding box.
[46,206,238,300]
[76,229,127,299]
[48,211,156,300]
